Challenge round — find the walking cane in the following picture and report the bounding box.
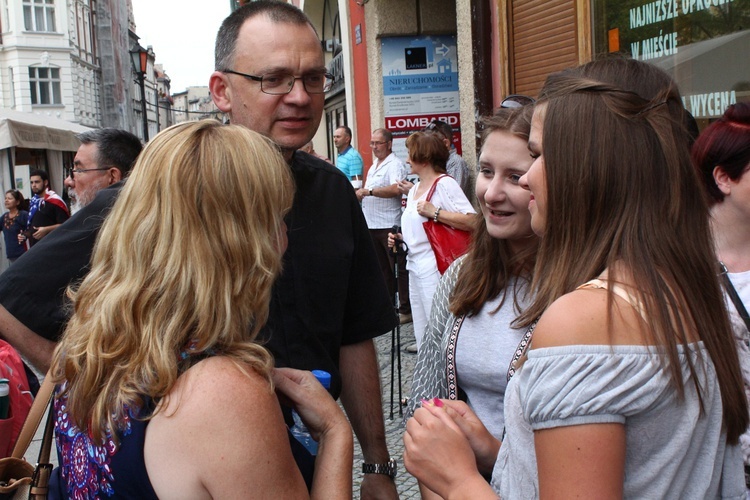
[389,225,406,419]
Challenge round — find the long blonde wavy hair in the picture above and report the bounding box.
[50,120,294,444]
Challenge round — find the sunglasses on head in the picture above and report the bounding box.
[423,120,450,140]
[500,94,535,109]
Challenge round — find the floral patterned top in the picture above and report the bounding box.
[48,384,158,500]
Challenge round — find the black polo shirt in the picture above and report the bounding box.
[259,152,396,399]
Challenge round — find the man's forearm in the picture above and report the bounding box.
[339,339,390,462]
[34,223,61,240]
[0,305,55,372]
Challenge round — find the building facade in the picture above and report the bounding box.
[171,86,219,124]
[224,0,750,176]
[155,63,173,131]
[0,0,137,130]
[349,0,749,172]
[1,0,98,125]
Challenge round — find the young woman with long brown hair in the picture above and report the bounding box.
[406,107,539,426]
[404,58,748,499]
[406,105,537,498]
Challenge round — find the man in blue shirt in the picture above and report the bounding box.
[333,126,363,187]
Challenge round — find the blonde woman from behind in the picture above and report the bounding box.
[48,121,353,499]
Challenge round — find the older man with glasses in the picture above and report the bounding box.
[65,129,142,214]
[356,128,412,326]
[209,2,399,496]
[0,128,141,382]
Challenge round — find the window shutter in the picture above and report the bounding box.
[509,0,579,97]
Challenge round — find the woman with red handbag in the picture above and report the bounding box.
[389,132,475,351]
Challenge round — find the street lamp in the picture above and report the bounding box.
[130,42,149,142]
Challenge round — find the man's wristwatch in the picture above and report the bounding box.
[369,188,374,196]
[362,459,397,480]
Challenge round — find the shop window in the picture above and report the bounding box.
[23,0,56,32]
[29,67,62,105]
[592,0,750,121]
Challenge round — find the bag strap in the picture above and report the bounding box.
[11,371,54,459]
[425,174,449,202]
[29,404,55,499]
[506,319,538,382]
[720,262,750,333]
[445,315,465,400]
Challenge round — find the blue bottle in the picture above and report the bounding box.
[290,370,331,455]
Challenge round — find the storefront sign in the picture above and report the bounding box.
[381,35,461,160]
[594,0,749,119]
[328,51,345,97]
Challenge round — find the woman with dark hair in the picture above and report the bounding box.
[404,58,747,498]
[389,132,475,350]
[692,101,750,478]
[2,190,29,263]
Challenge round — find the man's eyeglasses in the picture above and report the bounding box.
[222,69,335,95]
[500,94,535,109]
[66,167,111,179]
[370,141,387,146]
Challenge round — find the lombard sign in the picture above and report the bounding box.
[381,35,461,158]
[386,112,461,161]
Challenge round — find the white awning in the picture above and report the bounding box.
[0,109,93,151]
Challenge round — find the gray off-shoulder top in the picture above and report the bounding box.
[492,343,745,499]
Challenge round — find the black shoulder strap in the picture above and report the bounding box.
[720,263,750,333]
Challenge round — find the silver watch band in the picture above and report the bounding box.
[361,459,397,479]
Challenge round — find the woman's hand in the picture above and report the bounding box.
[416,200,437,219]
[387,231,403,249]
[417,203,476,231]
[441,400,501,476]
[273,368,354,499]
[404,401,493,498]
[397,179,414,195]
[272,368,348,441]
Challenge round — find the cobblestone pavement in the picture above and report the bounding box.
[351,320,420,498]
